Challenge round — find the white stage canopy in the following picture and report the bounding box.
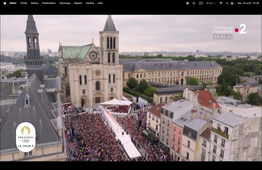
[100,98,132,106]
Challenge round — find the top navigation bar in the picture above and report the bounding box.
[1,0,262,14]
[3,1,103,5]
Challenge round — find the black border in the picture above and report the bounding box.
[0,0,261,14]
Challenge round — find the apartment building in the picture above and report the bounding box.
[183,88,221,120]
[171,109,204,161]
[181,117,208,161]
[160,99,193,151]
[210,113,262,161]
[146,103,164,137]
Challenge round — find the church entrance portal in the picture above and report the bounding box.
[95,97,101,104]
[81,97,86,108]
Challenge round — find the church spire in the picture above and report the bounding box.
[25,15,39,35]
[103,15,117,31]
[24,15,44,84]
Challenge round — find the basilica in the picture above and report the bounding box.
[58,16,123,107]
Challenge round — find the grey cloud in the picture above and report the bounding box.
[1,15,261,52]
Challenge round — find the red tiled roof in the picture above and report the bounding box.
[193,90,220,109]
[147,103,164,117]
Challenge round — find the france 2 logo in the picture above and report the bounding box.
[235,24,247,34]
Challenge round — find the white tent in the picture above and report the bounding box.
[117,132,141,159]
[120,100,133,106]
[100,98,132,106]
[100,98,126,105]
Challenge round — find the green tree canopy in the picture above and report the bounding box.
[232,68,244,76]
[144,87,156,97]
[136,79,149,94]
[126,77,138,90]
[186,77,199,85]
[216,80,232,96]
[8,70,22,78]
[246,92,262,106]
[232,91,242,101]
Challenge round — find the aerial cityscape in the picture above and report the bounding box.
[0,15,261,161]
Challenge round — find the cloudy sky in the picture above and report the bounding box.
[1,15,261,53]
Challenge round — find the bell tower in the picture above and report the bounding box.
[24,15,44,84]
[99,15,119,65]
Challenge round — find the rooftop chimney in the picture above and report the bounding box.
[191,109,197,120]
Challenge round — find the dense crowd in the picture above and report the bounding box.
[116,109,171,161]
[67,113,131,161]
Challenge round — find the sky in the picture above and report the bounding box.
[1,15,261,53]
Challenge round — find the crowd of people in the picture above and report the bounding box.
[116,109,171,161]
[67,113,131,161]
[106,105,129,113]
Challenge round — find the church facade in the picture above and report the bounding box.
[58,16,123,107]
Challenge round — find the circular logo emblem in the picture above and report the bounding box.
[21,126,31,135]
[16,122,36,152]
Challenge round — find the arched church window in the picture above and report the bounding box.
[28,37,32,48]
[108,53,111,63]
[79,75,82,85]
[113,37,116,49]
[110,37,112,49]
[107,37,110,49]
[113,74,115,83]
[33,37,37,48]
[112,53,115,63]
[96,81,100,91]
[84,75,87,85]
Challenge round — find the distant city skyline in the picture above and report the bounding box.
[1,15,261,53]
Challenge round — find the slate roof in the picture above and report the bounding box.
[44,77,59,89]
[120,59,221,72]
[215,113,247,127]
[0,74,60,151]
[174,109,203,127]
[154,85,203,94]
[25,15,38,35]
[103,15,117,31]
[162,99,193,112]
[217,96,242,105]
[185,117,207,131]
[234,81,259,88]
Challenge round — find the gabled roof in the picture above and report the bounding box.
[103,15,117,31]
[147,103,164,117]
[60,44,100,60]
[120,59,221,72]
[0,74,60,151]
[193,90,220,109]
[25,15,38,35]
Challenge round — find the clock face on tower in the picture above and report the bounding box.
[89,51,98,60]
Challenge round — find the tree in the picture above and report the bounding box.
[201,82,207,90]
[232,91,242,101]
[232,68,244,76]
[246,92,262,106]
[8,70,22,78]
[136,79,149,94]
[186,77,199,85]
[126,77,138,90]
[144,87,156,97]
[216,80,232,96]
